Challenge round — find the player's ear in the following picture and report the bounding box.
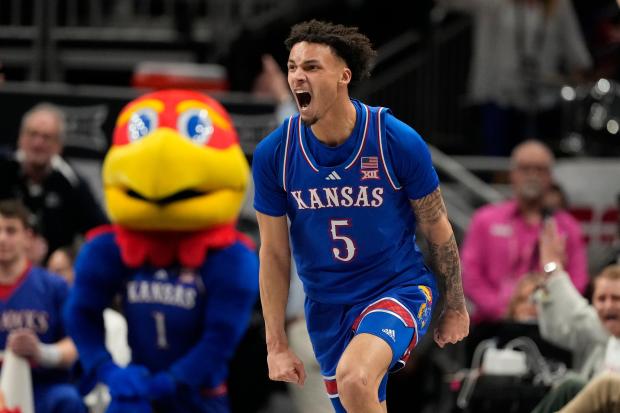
[339,68,352,86]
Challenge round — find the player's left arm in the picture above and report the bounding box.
[385,114,469,346]
[410,188,469,347]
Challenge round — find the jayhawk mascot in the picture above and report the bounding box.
[63,90,259,413]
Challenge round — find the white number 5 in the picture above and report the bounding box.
[330,219,356,262]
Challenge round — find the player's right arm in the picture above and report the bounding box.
[252,123,305,385]
[256,212,306,385]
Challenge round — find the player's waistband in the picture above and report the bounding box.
[302,267,435,305]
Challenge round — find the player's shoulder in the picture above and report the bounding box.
[383,111,425,142]
[365,105,429,153]
[254,118,294,160]
[379,111,433,167]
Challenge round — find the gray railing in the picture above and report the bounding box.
[430,145,506,238]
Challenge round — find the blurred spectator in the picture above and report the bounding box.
[0,199,85,413]
[530,216,620,412]
[46,247,75,285]
[543,182,569,213]
[537,254,620,375]
[437,0,593,155]
[25,227,50,266]
[506,272,543,322]
[461,140,588,324]
[0,103,108,257]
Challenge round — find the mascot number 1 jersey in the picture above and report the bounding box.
[253,101,439,304]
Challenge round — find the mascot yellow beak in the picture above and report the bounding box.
[103,97,249,231]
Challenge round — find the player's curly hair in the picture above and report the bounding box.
[284,20,377,83]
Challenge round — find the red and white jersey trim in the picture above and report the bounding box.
[298,117,319,172]
[345,104,370,170]
[377,108,401,191]
[282,115,294,192]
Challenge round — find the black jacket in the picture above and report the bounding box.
[0,152,108,254]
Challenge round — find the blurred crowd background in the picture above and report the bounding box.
[0,1,620,412]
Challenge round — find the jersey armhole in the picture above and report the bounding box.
[377,108,402,191]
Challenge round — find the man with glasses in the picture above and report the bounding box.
[461,139,588,324]
[0,103,107,261]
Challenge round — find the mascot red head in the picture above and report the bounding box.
[99,89,250,267]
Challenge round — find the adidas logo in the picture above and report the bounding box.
[382,328,396,341]
[325,171,342,180]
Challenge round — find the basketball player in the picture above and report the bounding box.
[252,20,469,412]
[0,199,85,413]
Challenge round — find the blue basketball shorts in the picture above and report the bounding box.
[304,277,437,412]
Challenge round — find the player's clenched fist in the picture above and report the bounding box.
[267,348,306,386]
[434,307,470,348]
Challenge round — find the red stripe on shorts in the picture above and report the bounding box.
[351,297,415,332]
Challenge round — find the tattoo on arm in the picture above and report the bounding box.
[411,188,447,225]
[428,234,465,310]
[412,188,465,310]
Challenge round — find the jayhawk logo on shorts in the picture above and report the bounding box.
[417,285,433,327]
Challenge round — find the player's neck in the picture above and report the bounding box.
[0,256,28,285]
[311,98,357,147]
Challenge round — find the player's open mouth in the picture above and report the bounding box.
[126,189,207,206]
[295,91,311,110]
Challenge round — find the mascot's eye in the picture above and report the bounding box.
[128,109,158,142]
[177,109,213,145]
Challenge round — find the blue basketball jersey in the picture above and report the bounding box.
[0,266,70,383]
[253,100,439,304]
